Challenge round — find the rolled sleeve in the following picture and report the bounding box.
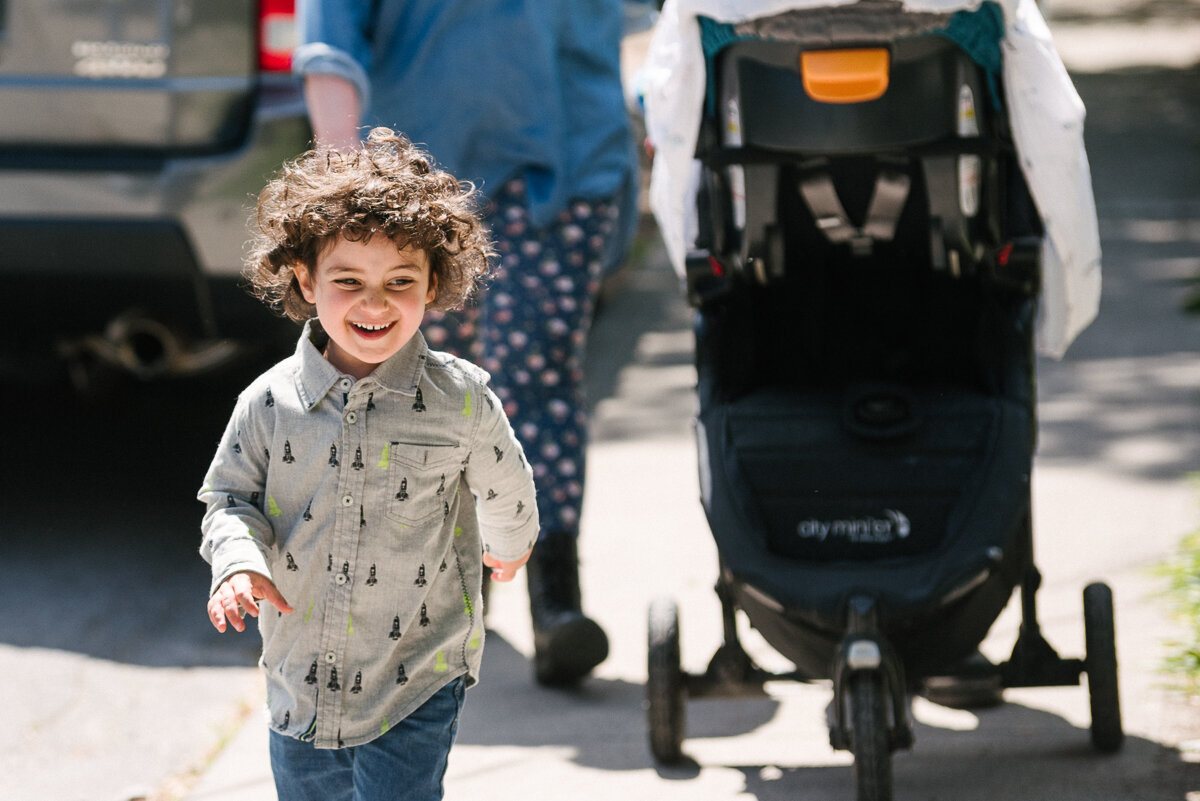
[294,0,377,113]
[292,42,373,114]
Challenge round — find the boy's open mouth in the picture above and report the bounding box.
[352,322,395,337]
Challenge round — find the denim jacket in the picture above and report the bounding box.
[292,0,638,237]
[199,321,538,749]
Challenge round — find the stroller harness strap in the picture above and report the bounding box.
[798,169,911,256]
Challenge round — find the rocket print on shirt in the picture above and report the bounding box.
[201,322,546,753]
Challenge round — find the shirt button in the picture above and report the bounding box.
[341,494,353,507]
[335,573,348,585]
[345,411,358,424]
[339,378,353,391]
[324,652,337,664]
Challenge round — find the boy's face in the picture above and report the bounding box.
[295,234,436,379]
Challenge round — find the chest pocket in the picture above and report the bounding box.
[386,442,463,528]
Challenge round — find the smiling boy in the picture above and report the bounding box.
[198,128,538,800]
[296,237,435,380]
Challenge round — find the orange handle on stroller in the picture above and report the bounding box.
[800,48,890,103]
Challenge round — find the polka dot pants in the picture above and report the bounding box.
[423,177,620,539]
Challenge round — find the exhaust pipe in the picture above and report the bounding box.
[58,311,241,384]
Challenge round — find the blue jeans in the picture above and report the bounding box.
[269,677,466,801]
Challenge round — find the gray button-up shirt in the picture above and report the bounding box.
[199,321,538,749]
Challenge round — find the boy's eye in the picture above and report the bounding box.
[334,278,361,287]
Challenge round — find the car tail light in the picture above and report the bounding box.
[259,0,296,73]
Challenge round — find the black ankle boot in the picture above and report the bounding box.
[526,532,608,685]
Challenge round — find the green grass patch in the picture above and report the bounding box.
[1154,475,1200,692]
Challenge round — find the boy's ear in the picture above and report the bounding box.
[293,264,317,304]
[425,271,438,307]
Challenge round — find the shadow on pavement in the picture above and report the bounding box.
[732,701,1200,800]
[458,629,1200,797]
[455,631,781,771]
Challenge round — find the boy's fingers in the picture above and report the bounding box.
[489,562,519,583]
[207,599,227,632]
[233,585,261,619]
[212,597,244,632]
[225,597,248,630]
[482,554,504,579]
[208,574,292,634]
[260,583,294,613]
[483,549,532,583]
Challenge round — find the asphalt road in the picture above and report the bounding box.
[2,3,1199,800]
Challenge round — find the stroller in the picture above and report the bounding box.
[640,1,1121,798]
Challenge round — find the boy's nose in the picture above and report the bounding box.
[364,289,391,310]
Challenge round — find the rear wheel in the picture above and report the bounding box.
[849,671,893,801]
[1083,582,1123,752]
[647,597,686,763]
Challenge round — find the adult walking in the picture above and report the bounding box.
[293,0,640,686]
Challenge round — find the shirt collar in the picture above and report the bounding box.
[293,319,429,410]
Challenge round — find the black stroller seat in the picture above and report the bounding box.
[692,16,1041,628]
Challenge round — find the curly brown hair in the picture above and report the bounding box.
[244,127,493,322]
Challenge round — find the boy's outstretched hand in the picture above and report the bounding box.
[208,571,293,633]
[483,549,532,583]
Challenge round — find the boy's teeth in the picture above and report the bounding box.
[356,323,388,331]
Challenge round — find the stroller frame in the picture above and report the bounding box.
[644,4,1122,799]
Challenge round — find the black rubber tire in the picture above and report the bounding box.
[849,672,893,801]
[647,597,686,764]
[1083,582,1124,752]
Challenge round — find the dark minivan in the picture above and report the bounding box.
[0,0,310,381]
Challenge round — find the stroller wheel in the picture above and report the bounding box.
[1083,582,1124,752]
[848,671,894,801]
[647,597,686,763]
